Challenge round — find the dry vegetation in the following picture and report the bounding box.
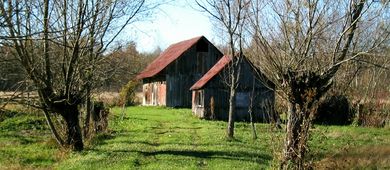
[315,145,390,169]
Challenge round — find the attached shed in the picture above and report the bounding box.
[190,55,276,122]
[136,36,223,107]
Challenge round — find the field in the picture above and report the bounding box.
[0,106,389,169]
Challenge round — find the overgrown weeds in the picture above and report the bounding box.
[352,100,390,128]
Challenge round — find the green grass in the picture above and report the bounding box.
[0,106,389,169]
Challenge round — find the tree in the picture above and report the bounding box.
[196,0,250,139]
[247,0,389,168]
[0,46,26,91]
[98,41,153,92]
[0,0,155,151]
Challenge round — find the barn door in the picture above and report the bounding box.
[194,90,204,107]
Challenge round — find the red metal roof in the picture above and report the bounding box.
[190,55,231,90]
[136,36,204,79]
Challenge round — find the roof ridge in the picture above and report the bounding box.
[136,36,205,79]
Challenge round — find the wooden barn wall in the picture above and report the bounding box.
[142,76,166,106]
[142,81,166,106]
[192,90,205,118]
[192,58,275,122]
[198,85,274,122]
[165,38,223,107]
[204,88,229,120]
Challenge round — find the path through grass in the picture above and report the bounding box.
[0,106,389,169]
[56,107,273,169]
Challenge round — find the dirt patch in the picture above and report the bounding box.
[314,145,390,169]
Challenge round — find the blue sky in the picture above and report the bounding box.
[124,1,216,53]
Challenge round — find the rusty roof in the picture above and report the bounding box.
[136,36,204,79]
[190,55,231,90]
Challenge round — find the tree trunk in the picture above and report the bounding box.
[42,109,64,147]
[83,89,92,137]
[62,106,83,151]
[249,109,257,140]
[227,85,236,139]
[249,80,257,140]
[282,101,304,169]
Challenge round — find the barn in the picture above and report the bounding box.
[190,55,275,122]
[136,36,223,107]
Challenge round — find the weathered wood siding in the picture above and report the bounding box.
[192,58,275,122]
[165,38,222,107]
[192,89,205,117]
[142,81,166,106]
[141,37,222,107]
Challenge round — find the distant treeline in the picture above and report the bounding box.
[0,42,160,92]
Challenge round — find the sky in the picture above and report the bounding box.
[124,1,216,53]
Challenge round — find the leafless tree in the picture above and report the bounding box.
[248,79,258,139]
[0,0,157,150]
[247,0,389,168]
[196,0,250,139]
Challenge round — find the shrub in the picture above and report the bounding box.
[314,94,352,125]
[352,101,390,128]
[95,92,121,107]
[0,109,17,122]
[119,80,140,106]
[92,101,109,133]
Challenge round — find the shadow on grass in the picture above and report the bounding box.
[93,132,268,154]
[144,149,270,160]
[109,149,272,164]
[0,133,39,145]
[20,157,55,166]
[113,140,266,153]
[88,136,272,164]
[119,117,149,121]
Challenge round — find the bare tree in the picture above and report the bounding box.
[248,79,257,139]
[0,0,156,150]
[196,0,250,139]
[247,0,389,168]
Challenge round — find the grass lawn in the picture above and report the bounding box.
[0,106,389,169]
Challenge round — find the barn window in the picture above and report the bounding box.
[195,90,204,107]
[196,39,209,52]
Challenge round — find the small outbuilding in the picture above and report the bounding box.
[190,55,275,122]
[136,36,223,107]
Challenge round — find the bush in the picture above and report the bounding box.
[95,92,121,107]
[352,101,390,128]
[0,109,17,122]
[91,101,109,133]
[119,80,140,106]
[314,94,352,125]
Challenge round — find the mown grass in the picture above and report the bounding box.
[0,108,58,169]
[0,106,389,169]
